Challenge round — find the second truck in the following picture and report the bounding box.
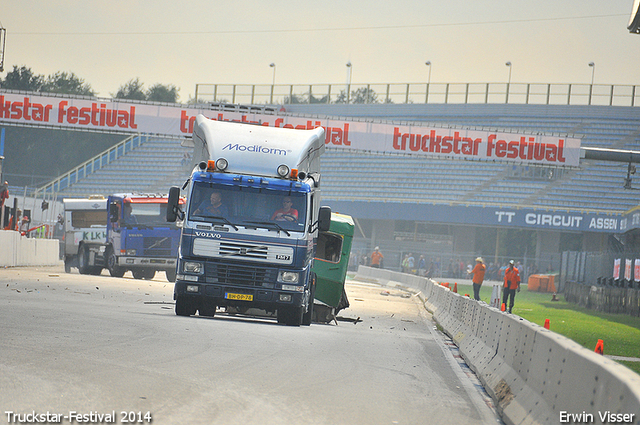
[63,193,183,281]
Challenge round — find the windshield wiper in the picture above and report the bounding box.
[191,215,238,230]
[243,220,290,236]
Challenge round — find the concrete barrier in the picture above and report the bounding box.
[354,265,640,425]
[0,230,60,267]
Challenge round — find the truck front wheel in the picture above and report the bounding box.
[278,305,303,326]
[302,274,316,326]
[78,245,101,275]
[175,296,196,316]
[64,257,72,273]
[106,248,125,278]
[78,245,89,275]
[133,269,155,280]
[165,268,177,282]
[199,303,216,317]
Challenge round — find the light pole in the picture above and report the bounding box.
[588,62,595,105]
[425,61,432,103]
[269,63,276,104]
[346,61,352,103]
[505,61,512,103]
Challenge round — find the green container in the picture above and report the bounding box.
[312,212,354,309]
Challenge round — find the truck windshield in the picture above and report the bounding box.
[71,210,107,228]
[189,181,307,233]
[124,203,180,228]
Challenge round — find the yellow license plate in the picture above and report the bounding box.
[225,292,253,301]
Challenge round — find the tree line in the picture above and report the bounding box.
[0,65,388,105]
[0,65,180,102]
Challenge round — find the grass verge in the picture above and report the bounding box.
[453,282,640,376]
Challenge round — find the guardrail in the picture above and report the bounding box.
[354,265,640,425]
[195,82,640,107]
[34,133,147,197]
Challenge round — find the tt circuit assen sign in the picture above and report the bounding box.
[327,200,622,234]
[0,91,581,167]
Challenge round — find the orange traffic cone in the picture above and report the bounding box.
[501,303,506,312]
[544,319,550,330]
[595,339,604,355]
[453,282,458,293]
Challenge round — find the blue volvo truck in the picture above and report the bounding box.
[106,193,183,281]
[166,114,330,326]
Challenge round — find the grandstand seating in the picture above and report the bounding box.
[49,103,640,213]
[54,137,191,197]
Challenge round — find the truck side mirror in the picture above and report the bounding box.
[167,186,183,222]
[109,204,119,223]
[318,206,331,232]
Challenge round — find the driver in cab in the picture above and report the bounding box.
[271,197,298,222]
[194,191,229,217]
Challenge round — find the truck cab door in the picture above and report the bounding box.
[108,200,122,250]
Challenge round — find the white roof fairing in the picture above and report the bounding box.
[193,114,325,178]
[63,198,107,211]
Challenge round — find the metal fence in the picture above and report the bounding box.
[564,281,640,317]
[194,82,640,107]
[560,251,624,289]
[560,250,640,316]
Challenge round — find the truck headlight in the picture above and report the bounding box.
[277,270,299,283]
[277,164,289,178]
[126,249,136,256]
[183,261,204,274]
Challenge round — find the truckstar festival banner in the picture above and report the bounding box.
[0,91,582,167]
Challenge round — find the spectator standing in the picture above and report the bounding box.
[447,260,455,278]
[370,246,384,269]
[426,260,435,278]
[19,215,30,237]
[503,260,521,313]
[5,208,21,231]
[407,253,415,274]
[417,255,426,276]
[0,181,8,210]
[468,257,487,301]
[0,181,8,227]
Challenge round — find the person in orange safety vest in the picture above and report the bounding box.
[468,257,486,301]
[370,247,384,269]
[503,260,521,314]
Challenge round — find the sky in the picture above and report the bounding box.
[2,1,639,101]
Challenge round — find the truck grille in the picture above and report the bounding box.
[219,241,268,259]
[143,236,172,257]
[206,263,277,287]
[193,238,293,265]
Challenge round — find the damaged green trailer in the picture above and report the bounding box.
[312,212,354,323]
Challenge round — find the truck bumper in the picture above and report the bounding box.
[117,256,177,271]
[173,280,305,311]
